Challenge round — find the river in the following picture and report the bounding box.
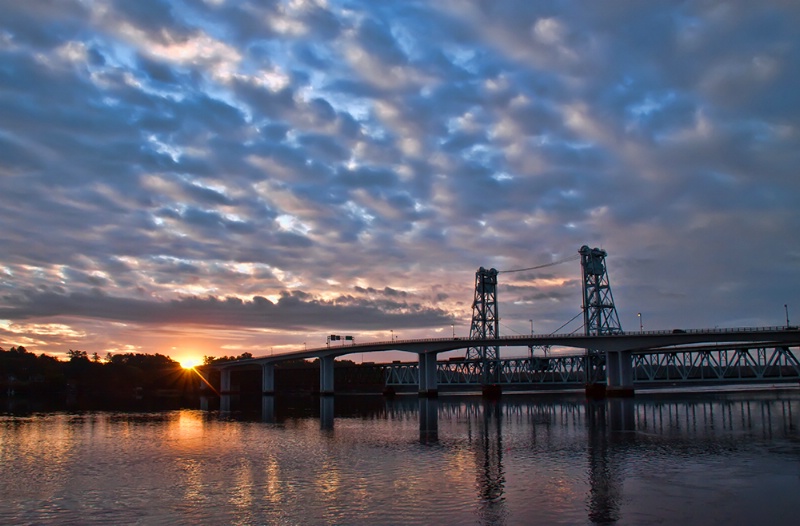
[1,388,799,525]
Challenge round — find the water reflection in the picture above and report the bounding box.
[261,396,274,423]
[418,398,438,443]
[608,398,636,432]
[6,392,791,524]
[586,401,624,524]
[320,396,334,430]
[220,393,232,412]
[476,400,508,525]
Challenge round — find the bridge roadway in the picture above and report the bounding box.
[208,326,800,397]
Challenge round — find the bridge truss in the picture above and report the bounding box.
[579,246,623,336]
[632,345,800,383]
[462,250,588,384]
[366,245,800,391]
[580,245,623,385]
[460,247,626,386]
[383,345,800,387]
[465,267,500,383]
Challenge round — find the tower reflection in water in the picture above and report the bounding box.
[224,390,793,525]
[236,392,627,524]
[586,399,634,524]
[476,400,508,525]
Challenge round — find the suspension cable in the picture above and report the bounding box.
[492,253,583,338]
[499,320,526,335]
[552,311,583,334]
[568,324,585,335]
[499,254,580,274]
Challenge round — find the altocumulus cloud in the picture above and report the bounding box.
[0,291,452,331]
[0,0,799,359]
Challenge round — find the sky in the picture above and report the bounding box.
[1,0,799,364]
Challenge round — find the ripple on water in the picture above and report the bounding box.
[1,394,799,525]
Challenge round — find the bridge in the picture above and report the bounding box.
[205,245,800,398]
[206,326,800,398]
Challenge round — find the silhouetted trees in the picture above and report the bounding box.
[1,346,66,398]
[203,352,253,364]
[1,346,199,407]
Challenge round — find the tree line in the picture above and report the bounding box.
[1,345,199,407]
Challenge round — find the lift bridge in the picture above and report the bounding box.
[208,245,800,398]
[384,246,800,391]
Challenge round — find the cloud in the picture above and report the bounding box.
[1,1,799,359]
[0,290,453,331]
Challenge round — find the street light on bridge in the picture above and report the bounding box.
[638,312,643,332]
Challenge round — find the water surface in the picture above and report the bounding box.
[1,390,799,525]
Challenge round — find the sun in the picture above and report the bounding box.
[179,356,203,369]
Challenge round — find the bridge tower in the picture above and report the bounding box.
[580,246,622,389]
[580,246,622,336]
[465,267,500,383]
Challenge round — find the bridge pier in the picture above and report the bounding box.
[605,350,634,397]
[481,383,502,399]
[220,368,234,394]
[320,355,335,396]
[262,363,275,395]
[418,352,438,397]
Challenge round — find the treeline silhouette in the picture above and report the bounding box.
[204,352,318,368]
[1,346,199,408]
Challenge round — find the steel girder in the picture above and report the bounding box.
[632,346,800,383]
[383,346,800,387]
[384,355,591,386]
[384,363,419,385]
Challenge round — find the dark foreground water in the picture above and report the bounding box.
[1,389,799,525]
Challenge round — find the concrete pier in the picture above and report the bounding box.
[605,350,634,397]
[319,355,335,396]
[261,363,275,395]
[418,352,439,397]
[481,384,502,398]
[220,368,234,394]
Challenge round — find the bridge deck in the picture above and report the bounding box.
[209,327,800,370]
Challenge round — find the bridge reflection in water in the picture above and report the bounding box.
[209,390,799,524]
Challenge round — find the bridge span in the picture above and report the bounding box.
[206,326,800,397]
